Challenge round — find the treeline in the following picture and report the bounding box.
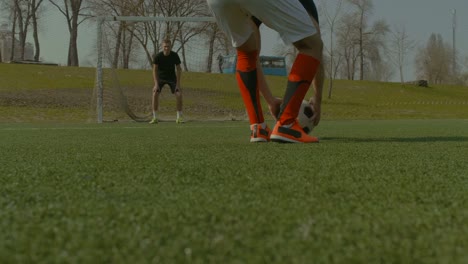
[0,0,230,72]
[0,0,466,86]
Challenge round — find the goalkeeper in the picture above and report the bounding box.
[150,39,184,124]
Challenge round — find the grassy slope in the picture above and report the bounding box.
[1,63,468,122]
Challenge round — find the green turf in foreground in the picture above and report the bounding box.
[0,120,467,263]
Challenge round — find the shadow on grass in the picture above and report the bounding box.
[320,136,468,143]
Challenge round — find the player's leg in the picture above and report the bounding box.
[175,86,184,123]
[308,15,324,126]
[249,19,282,120]
[236,35,271,142]
[250,0,322,143]
[207,0,269,142]
[279,33,322,125]
[270,35,322,143]
[150,83,162,124]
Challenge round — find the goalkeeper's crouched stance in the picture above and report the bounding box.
[150,39,184,124]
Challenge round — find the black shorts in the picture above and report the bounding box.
[157,80,179,94]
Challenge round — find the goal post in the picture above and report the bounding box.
[93,15,251,123]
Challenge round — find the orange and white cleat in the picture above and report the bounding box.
[270,120,319,143]
[250,123,271,143]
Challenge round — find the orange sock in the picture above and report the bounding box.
[236,50,264,124]
[278,53,320,125]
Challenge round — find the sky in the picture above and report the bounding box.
[11,0,468,81]
[259,0,468,81]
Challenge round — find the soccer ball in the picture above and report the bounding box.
[298,100,314,134]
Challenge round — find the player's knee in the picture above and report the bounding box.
[237,33,258,53]
[296,34,322,50]
[294,34,323,60]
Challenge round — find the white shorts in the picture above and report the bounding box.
[206,0,317,47]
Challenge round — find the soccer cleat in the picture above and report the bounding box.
[176,117,184,124]
[149,118,158,124]
[270,120,319,143]
[250,123,271,143]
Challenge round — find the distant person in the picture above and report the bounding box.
[217,54,224,73]
[252,0,324,126]
[150,39,184,124]
[206,0,323,143]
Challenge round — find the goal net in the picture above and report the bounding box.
[92,16,245,123]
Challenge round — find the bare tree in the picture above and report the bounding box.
[336,13,359,80]
[346,0,373,80]
[90,0,223,71]
[7,0,45,61]
[31,0,45,61]
[0,1,7,62]
[13,0,33,60]
[89,0,144,68]
[124,0,212,71]
[363,19,390,81]
[159,0,212,71]
[415,33,452,85]
[8,1,18,61]
[386,25,415,85]
[335,0,388,81]
[205,22,226,73]
[49,0,92,66]
[319,0,344,98]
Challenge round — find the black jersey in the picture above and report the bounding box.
[153,51,181,82]
[252,0,319,27]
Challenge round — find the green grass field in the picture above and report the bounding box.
[1,120,467,263]
[1,64,468,262]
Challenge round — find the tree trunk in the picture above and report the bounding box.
[17,12,24,60]
[179,31,188,71]
[10,8,17,61]
[206,28,217,73]
[122,29,134,69]
[68,29,79,66]
[68,9,79,66]
[359,24,364,80]
[328,30,333,99]
[15,0,33,61]
[14,1,26,60]
[32,0,41,62]
[113,22,123,68]
[399,65,404,85]
[181,43,188,71]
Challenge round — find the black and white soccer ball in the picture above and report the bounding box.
[298,100,315,134]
